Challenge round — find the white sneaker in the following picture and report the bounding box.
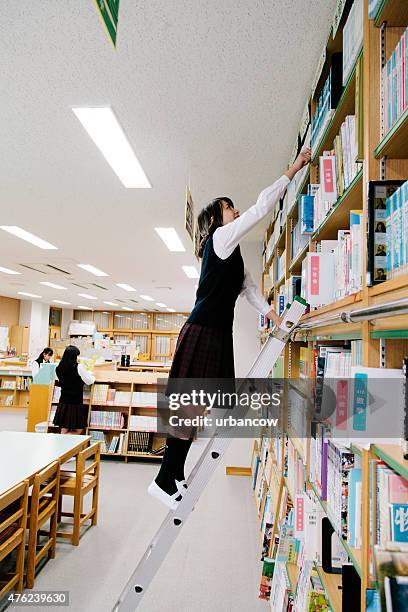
[175,479,187,494]
[147,480,181,510]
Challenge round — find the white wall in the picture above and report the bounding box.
[61,308,73,338]
[226,239,263,468]
[19,301,50,359]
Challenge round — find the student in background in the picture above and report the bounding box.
[53,345,95,434]
[31,347,54,378]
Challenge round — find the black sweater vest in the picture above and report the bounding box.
[187,235,244,329]
[56,365,85,405]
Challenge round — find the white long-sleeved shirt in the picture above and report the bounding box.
[212,174,290,315]
[55,363,96,386]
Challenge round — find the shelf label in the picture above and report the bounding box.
[310,255,320,296]
[336,380,348,430]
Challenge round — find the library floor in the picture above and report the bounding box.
[1,410,267,612]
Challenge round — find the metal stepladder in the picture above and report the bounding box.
[113,296,308,612]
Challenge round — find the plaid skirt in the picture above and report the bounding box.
[169,322,235,379]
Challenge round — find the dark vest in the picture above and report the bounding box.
[187,235,245,329]
[56,364,84,405]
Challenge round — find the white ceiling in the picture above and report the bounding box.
[0,0,337,312]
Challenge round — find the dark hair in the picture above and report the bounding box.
[55,345,80,378]
[197,197,234,257]
[35,347,53,366]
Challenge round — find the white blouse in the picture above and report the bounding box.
[55,363,96,386]
[212,174,290,315]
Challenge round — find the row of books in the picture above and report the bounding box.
[0,380,16,390]
[89,431,126,454]
[91,385,157,407]
[15,375,31,390]
[290,220,309,263]
[301,231,363,308]
[275,250,286,284]
[311,53,343,152]
[381,27,408,135]
[127,431,153,454]
[342,0,363,86]
[128,415,157,432]
[0,394,14,406]
[302,129,361,236]
[89,410,125,430]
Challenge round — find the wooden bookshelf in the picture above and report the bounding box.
[252,2,408,610]
[0,368,32,409]
[374,0,408,27]
[286,563,299,593]
[374,107,408,159]
[314,564,342,612]
[372,444,408,480]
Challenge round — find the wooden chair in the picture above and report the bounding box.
[57,443,100,546]
[26,461,60,589]
[0,481,29,596]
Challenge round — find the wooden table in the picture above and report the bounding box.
[0,431,90,495]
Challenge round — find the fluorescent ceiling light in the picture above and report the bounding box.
[140,294,154,301]
[78,293,97,300]
[0,226,57,250]
[122,307,133,311]
[77,263,108,277]
[0,266,21,275]
[104,301,118,306]
[18,291,42,298]
[154,228,185,252]
[167,308,176,312]
[77,305,93,310]
[182,265,199,279]
[53,300,71,305]
[40,282,67,290]
[155,302,167,307]
[72,107,151,188]
[116,283,137,292]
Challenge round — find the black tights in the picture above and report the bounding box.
[155,436,193,495]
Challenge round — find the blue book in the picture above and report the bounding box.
[347,468,362,547]
[390,503,408,542]
[299,195,315,234]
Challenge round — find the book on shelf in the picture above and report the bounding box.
[290,221,308,263]
[381,27,408,136]
[388,181,408,280]
[89,410,125,429]
[258,557,275,600]
[342,0,363,86]
[129,415,157,432]
[1,380,16,390]
[327,440,356,540]
[132,391,157,407]
[92,384,110,404]
[89,430,126,454]
[127,431,152,454]
[377,464,408,546]
[368,0,382,19]
[366,181,405,285]
[311,53,343,154]
[374,544,408,611]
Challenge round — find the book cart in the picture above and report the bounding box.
[253,1,408,609]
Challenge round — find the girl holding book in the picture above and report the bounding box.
[149,149,311,509]
[53,345,95,434]
[31,347,53,378]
